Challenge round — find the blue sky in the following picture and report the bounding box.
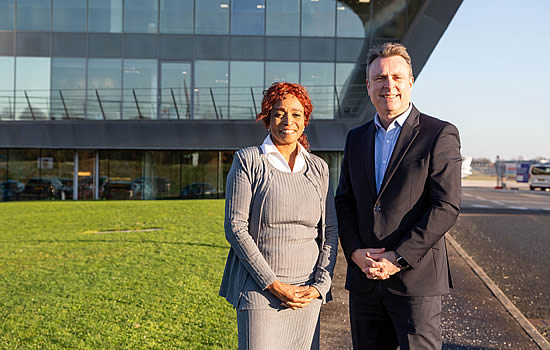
[412,0,550,161]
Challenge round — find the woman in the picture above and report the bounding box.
[219,82,338,350]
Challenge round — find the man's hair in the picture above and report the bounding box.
[366,42,413,78]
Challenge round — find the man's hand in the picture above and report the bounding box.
[351,248,390,280]
[368,251,401,278]
[267,281,315,310]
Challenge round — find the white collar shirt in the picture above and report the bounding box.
[260,134,308,173]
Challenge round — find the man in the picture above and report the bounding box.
[335,42,462,349]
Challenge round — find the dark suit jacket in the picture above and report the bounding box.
[335,105,462,297]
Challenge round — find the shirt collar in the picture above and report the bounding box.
[261,134,309,158]
[374,103,413,132]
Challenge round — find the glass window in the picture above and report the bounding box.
[335,62,360,118]
[372,0,407,39]
[265,62,299,87]
[0,0,14,30]
[16,0,50,31]
[38,149,74,200]
[100,150,144,200]
[123,59,158,120]
[231,0,265,35]
[53,0,86,32]
[180,151,221,199]
[143,151,180,200]
[7,149,40,201]
[193,60,228,120]
[336,1,366,38]
[300,62,334,119]
[195,0,229,34]
[302,0,335,37]
[0,57,15,120]
[125,0,158,33]
[266,0,299,36]
[160,0,193,33]
[15,57,51,120]
[51,58,86,120]
[160,62,192,120]
[88,0,122,33]
[230,61,263,119]
[87,59,122,120]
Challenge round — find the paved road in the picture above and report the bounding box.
[455,187,550,341]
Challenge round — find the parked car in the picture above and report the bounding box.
[1,180,25,201]
[23,177,65,200]
[103,180,134,200]
[180,182,218,199]
[529,164,550,191]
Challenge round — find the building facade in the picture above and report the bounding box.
[0,0,462,201]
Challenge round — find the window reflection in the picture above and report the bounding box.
[88,0,122,33]
[160,0,194,33]
[0,57,14,120]
[87,59,122,120]
[53,0,86,32]
[16,0,50,31]
[372,0,407,39]
[15,57,51,120]
[125,0,158,33]
[7,149,40,200]
[100,150,144,200]
[195,0,229,34]
[336,63,361,118]
[265,62,299,87]
[300,62,335,119]
[160,62,192,119]
[0,0,14,30]
[194,60,228,119]
[336,1,366,38]
[230,61,263,119]
[180,151,221,199]
[39,149,74,200]
[143,151,180,200]
[123,59,158,120]
[266,0,299,36]
[231,0,265,35]
[302,0,335,37]
[51,58,86,120]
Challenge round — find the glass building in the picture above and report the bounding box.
[0,0,462,201]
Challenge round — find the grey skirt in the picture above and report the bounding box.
[237,298,322,350]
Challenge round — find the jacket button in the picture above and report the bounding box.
[374,206,382,212]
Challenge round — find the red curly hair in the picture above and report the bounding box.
[256,82,313,151]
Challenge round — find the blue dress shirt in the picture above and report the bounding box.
[374,105,413,194]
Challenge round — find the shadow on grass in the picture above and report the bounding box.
[1,239,229,249]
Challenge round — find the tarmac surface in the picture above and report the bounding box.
[319,241,545,350]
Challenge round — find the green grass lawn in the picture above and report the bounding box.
[0,200,237,349]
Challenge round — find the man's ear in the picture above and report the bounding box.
[366,79,370,96]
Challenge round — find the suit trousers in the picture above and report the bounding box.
[349,284,442,350]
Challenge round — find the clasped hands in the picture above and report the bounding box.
[267,280,320,310]
[351,248,401,281]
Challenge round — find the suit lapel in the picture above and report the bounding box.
[378,107,421,198]
[361,122,377,197]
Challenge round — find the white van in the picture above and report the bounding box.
[529,164,550,191]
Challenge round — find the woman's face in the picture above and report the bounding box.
[269,95,305,148]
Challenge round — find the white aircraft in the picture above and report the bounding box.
[461,156,473,178]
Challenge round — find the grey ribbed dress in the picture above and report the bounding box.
[236,163,323,350]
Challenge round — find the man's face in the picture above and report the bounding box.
[367,55,414,121]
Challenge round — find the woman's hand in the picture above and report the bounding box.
[267,281,320,310]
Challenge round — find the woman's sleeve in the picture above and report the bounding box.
[224,151,278,290]
[311,171,339,302]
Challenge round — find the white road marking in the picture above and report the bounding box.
[490,200,505,205]
[508,206,528,210]
[463,192,474,198]
[474,196,486,201]
[471,204,492,208]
